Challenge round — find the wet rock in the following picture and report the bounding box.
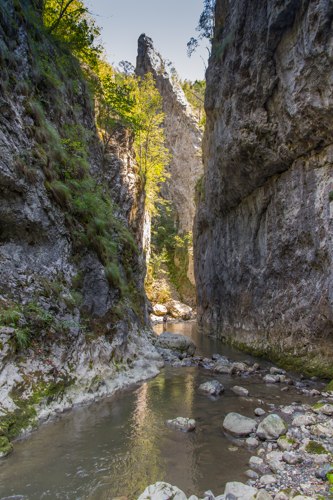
[263,374,280,384]
[138,482,187,500]
[232,386,249,397]
[223,481,257,499]
[223,413,257,437]
[254,408,266,417]
[270,367,286,375]
[167,301,192,320]
[245,470,259,480]
[152,304,168,316]
[230,362,248,374]
[256,414,287,440]
[214,362,231,374]
[246,437,259,448]
[166,417,196,432]
[155,333,196,356]
[199,380,224,396]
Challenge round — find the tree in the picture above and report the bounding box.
[42,0,102,67]
[187,0,216,57]
[132,73,170,215]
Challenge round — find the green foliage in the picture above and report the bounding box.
[0,301,57,351]
[42,0,102,68]
[181,79,206,127]
[326,380,333,392]
[329,191,333,202]
[187,0,216,56]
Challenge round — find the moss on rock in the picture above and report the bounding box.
[0,436,13,458]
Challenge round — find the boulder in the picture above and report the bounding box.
[256,414,287,440]
[152,304,168,316]
[138,482,187,500]
[199,380,224,396]
[223,412,257,437]
[155,332,196,356]
[223,482,257,500]
[166,417,196,432]
[232,386,249,397]
[167,300,192,320]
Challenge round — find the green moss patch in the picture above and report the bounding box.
[305,441,329,455]
[0,436,13,458]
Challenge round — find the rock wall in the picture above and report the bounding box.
[0,0,162,445]
[195,0,333,376]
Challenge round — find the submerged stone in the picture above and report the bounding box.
[166,417,196,432]
[199,380,224,396]
[155,332,196,356]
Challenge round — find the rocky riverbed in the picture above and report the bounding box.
[142,330,333,500]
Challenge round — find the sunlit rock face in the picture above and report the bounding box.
[136,34,203,295]
[194,0,333,375]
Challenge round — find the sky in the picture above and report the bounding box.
[86,0,208,81]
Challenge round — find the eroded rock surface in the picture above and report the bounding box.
[194,0,333,375]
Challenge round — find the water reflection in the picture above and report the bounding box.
[0,322,319,500]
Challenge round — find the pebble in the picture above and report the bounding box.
[231,385,249,397]
[254,408,266,416]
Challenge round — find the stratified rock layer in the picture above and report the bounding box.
[195,0,333,376]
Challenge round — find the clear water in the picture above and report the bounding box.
[0,322,317,500]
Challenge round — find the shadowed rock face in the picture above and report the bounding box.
[194,0,333,375]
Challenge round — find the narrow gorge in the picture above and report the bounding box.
[1,0,333,499]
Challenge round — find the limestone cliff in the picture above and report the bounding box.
[0,0,161,448]
[136,34,203,303]
[195,0,333,376]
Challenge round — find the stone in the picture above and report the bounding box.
[166,417,196,432]
[313,403,333,416]
[155,333,196,356]
[256,414,287,440]
[214,362,232,374]
[274,494,289,500]
[223,413,257,437]
[223,482,257,500]
[246,437,259,448]
[256,491,273,500]
[138,482,187,500]
[270,367,286,375]
[277,436,295,451]
[152,304,168,317]
[232,386,249,397]
[248,456,265,472]
[292,414,316,426]
[230,362,248,374]
[259,475,276,486]
[245,470,259,480]
[167,300,193,320]
[199,380,224,396]
[254,408,265,417]
[315,464,333,480]
[263,375,280,384]
[282,451,302,465]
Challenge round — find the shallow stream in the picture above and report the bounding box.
[0,322,320,499]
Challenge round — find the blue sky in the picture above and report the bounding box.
[86,0,208,81]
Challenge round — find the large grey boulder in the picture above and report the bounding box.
[155,332,196,356]
[199,380,224,396]
[223,413,257,437]
[138,482,187,500]
[256,414,287,440]
[167,300,193,320]
[223,481,257,499]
